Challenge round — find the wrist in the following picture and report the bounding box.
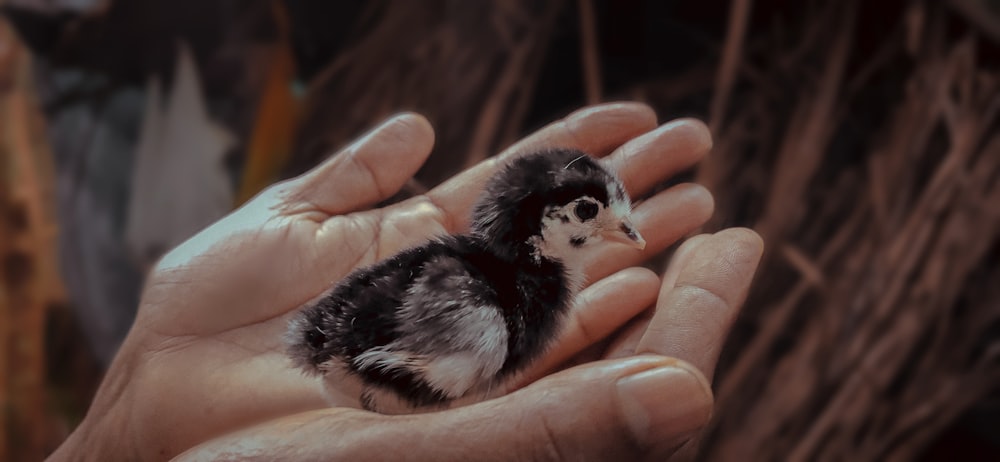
[49,350,143,460]
[48,404,138,461]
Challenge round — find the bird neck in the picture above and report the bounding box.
[527,235,587,297]
[471,219,586,297]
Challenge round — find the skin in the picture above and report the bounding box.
[48,103,763,461]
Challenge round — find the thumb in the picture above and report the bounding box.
[176,356,713,461]
[443,356,714,461]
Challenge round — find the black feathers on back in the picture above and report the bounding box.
[470,148,623,261]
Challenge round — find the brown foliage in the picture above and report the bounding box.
[0,15,69,460]
[289,0,566,188]
[687,2,1000,460]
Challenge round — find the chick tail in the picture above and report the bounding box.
[285,308,335,375]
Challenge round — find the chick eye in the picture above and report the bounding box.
[573,200,599,221]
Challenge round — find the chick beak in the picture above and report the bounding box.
[601,218,646,250]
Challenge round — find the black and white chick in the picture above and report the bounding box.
[286,148,646,413]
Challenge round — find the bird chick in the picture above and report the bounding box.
[286,148,645,412]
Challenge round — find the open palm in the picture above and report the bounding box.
[52,103,762,461]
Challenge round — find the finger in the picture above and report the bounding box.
[661,233,713,289]
[505,102,658,158]
[637,228,764,381]
[603,234,713,360]
[429,102,657,231]
[287,113,435,215]
[176,356,713,462]
[604,118,713,199]
[521,267,660,382]
[583,183,715,284]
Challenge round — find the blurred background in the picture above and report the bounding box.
[1,0,998,460]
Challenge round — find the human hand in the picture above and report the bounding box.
[50,102,762,461]
[178,228,762,462]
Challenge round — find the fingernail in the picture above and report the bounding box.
[616,363,713,454]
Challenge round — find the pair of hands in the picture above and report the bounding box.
[50,103,763,461]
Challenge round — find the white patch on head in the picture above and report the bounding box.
[531,182,633,294]
[532,200,601,293]
[607,182,633,220]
